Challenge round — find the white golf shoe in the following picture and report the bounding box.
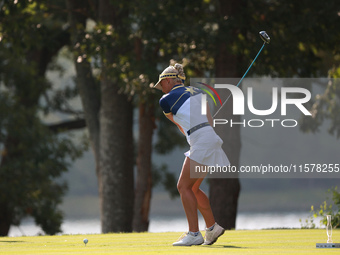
[172,232,204,246]
[203,223,225,245]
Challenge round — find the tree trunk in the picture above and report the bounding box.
[66,0,102,196]
[98,0,134,233]
[210,96,241,230]
[99,77,134,232]
[73,59,101,186]
[210,75,241,230]
[67,0,135,232]
[0,203,11,236]
[133,101,155,232]
[0,142,13,236]
[209,0,245,230]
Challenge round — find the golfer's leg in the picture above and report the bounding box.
[177,157,200,232]
[192,179,215,228]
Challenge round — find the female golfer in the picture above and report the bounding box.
[153,63,230,246]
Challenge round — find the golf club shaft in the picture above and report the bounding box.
[213,42,266,118]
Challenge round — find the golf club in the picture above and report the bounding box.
[213,31,270,118]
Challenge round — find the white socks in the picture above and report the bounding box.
[188,231,200,237]
[207,223,216,231]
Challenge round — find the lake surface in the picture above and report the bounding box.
[8,212,316,237]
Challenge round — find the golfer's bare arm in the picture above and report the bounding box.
[165,102,213,135]
[165,113,186,136]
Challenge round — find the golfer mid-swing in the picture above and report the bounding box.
[154,63,230,246]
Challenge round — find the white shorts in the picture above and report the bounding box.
[184,126,230,167]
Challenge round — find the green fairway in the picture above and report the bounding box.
[0,229,339,255]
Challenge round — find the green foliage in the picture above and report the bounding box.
[250,0,340,78]
[299,216,316,229]
[0,0,85,235]
[270,1,340,137]
[301,187,340,229]
[301,77,340,138]
[0,93,84,235]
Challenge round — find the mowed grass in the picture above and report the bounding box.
[0,229,339,255]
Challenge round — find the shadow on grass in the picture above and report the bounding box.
[201,244,246,249]
[0,240,25,243]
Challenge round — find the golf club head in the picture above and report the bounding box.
[259,31,270,44]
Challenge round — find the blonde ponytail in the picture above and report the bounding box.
[153,63,186,89]
[174,63,186,83]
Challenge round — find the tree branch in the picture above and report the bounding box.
[47,119,86,133]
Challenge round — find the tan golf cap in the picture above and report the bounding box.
[153,65,186,90]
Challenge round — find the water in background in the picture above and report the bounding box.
[8,212,312,237]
